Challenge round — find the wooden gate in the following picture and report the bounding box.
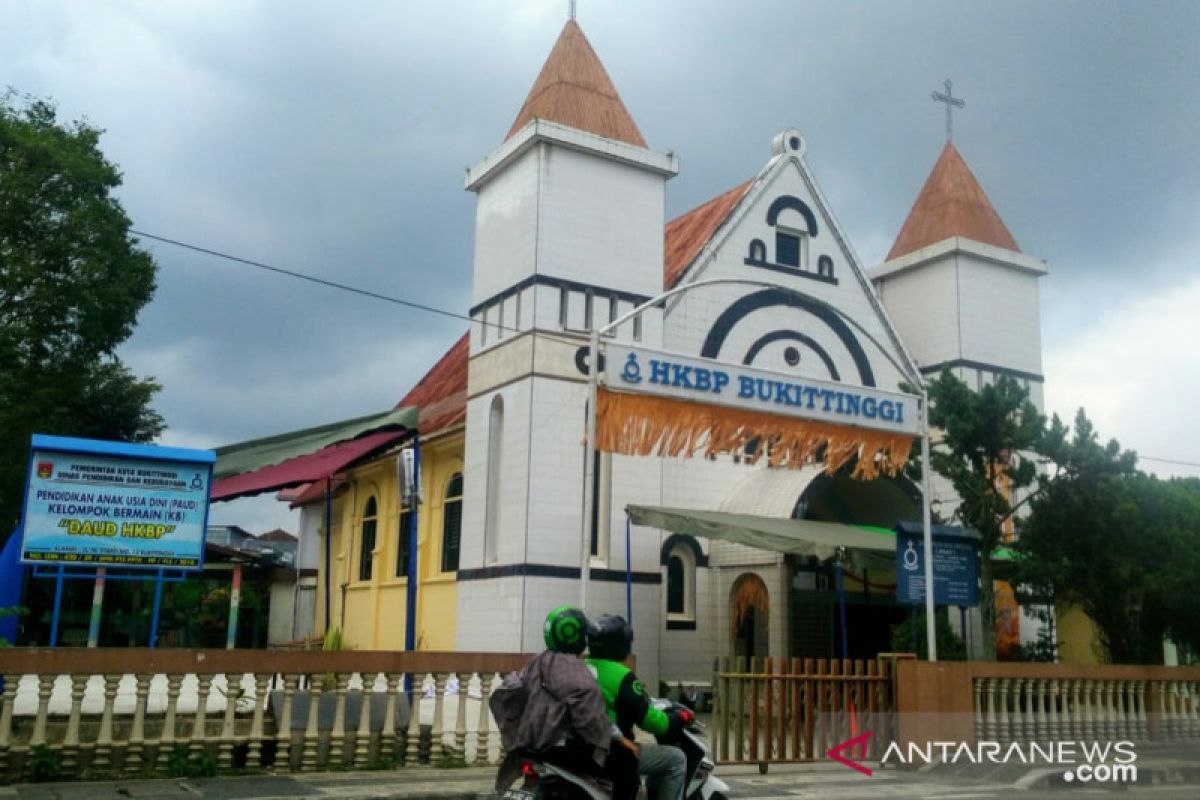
[711,655,906,766]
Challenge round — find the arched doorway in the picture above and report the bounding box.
[730,573,769,659]
[790,468,921,658]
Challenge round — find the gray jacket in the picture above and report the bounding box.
[490,650,613,787]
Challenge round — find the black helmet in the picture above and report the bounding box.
[544,605,590,654]
[588,614,633,661]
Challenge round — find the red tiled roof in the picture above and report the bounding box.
[887,142,1019,260]
[395,333,469,435]
[506,20,646,148]
[663,180,754,288]
[259,528,297,542]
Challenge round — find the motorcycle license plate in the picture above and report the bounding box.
[502,789,536,800]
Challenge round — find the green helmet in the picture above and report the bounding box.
[544,605,589,655]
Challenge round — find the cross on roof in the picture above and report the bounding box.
[931,79,965,143]
[569,0,577,20]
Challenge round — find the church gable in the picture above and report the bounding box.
[663,131,916,394]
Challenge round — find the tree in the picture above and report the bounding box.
[923,370,1045,659]
[1156,479,1200,659]
[0,91,164,533]
[1016,416,1200,663]
[890,609,966,661]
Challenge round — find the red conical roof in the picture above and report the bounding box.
[506,20,646,147]
[887,143,1019,260]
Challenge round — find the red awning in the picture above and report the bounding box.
[210,429,407,502]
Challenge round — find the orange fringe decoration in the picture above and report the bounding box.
[595,388,913,480]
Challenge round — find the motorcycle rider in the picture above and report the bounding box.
[490,605,639,800]
[586,614,688,800]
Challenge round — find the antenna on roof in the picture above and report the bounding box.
[569,0,577,21]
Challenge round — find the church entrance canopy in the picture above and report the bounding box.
[626,504,897,571]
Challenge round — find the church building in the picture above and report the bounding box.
[287,18,1048,687]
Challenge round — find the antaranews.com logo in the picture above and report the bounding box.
[828,731,1138,785]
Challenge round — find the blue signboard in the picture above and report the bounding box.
[895,523,980,607]
[19,435,215,570]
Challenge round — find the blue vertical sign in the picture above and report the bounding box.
[895,523,980,607]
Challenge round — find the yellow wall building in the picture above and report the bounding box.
[303,335,468,651]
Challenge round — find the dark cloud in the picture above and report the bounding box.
[2,0,1196,471]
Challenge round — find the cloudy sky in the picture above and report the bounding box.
[4,1,1197,532]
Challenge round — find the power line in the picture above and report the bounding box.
[1139,455,1200,469]
[133,229,1200,471]
[131,229,484,330]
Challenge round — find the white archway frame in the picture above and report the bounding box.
[578,277,941,661]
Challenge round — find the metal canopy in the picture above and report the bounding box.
[626,504,898,571]
[209,406,418,501]
[212,406,417,480]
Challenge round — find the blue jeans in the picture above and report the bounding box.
[638,743,687,800]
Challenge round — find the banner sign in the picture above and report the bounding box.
[20,435,216,570]
[603,344,920,436]
[896,526,980,606]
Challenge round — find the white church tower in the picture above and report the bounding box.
[454,20,678,656]
[870,142,1048,410]
[869,141,1049,656]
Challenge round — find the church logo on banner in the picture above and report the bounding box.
[607,345,919,437]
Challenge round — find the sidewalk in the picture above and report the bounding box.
[5,766,498,800]
[905,742,1200,790]
[3,762,842,800]
[7,751,1200,799]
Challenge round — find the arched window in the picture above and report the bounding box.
[747,238,767,264]
[589,452,612,560]
[484,396,503,564]
[441,473,464,572]
[667,554,686,614]
[766,196,817,270]
[358,496,378,582]
[662,537,700,623]
[395,507,412,578]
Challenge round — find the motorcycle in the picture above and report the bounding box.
[651,699,730,800]
[498,699,729,800]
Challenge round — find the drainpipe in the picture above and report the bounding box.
[580,327,599,608]
[324,481,332,634]
[403,436,421,653]
[226,563,243,649]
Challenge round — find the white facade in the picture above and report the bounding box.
[456,119,677,684]
[452,41,1045,683]
[871,237,1048,411]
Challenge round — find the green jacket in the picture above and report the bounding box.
[585,658,670,738]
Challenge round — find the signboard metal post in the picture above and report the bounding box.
[87,568,106,647]
[48,566,65,647]
[149,569,165,648]
[919,409,937,660]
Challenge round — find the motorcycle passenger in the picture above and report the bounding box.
[586,614,688,800]
[490,605,639,799]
